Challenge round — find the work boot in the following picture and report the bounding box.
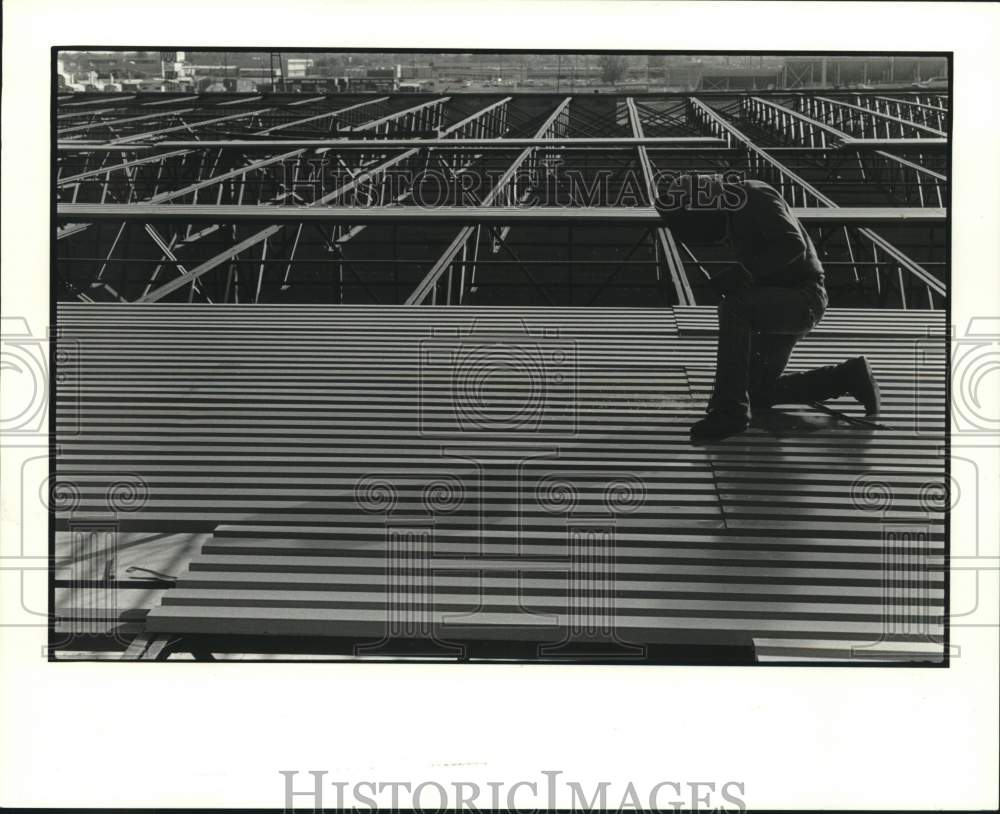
[690,409,750,443]
[842,356,881,416]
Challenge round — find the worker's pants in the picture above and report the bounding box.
[707,282,839,418]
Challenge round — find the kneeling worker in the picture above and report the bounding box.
[655,172,881,442]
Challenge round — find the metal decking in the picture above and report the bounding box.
[55,303,947,662]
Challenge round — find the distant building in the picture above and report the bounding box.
[223,78,259,93]
[399,65,435,81]
[698,68,781,91]
[57,70,86,93]
[349,77,397,92]
[196,76,229,93]
[237,67,275,80]
[275,77,346,94]
[286,58,314,78]
[162,62,188,80]
[780,56,948,89]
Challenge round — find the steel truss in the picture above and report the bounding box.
[851,95,948,132]
[407,98,571,305]
[796,96,945,140]
[739,96,946,151]
[691,97,944,308]
[55,91,949,309]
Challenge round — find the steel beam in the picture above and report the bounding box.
[58,99,426,191]
[838,138,947,151]
[61,95,137,107]
[108,108,275,145]
[142,95,200,107]
[350,97,451,134]
[57,148,304,239]
[743,96,850,147]
[872,150,946,207]
[144,149,304,204]
[441,97,512,139]
[690,98,945,303]
[57,137,728,151]
[56,203,947,226]
[861,95,948,130]
[287,95,327,107]
[874,151,946,182]
[142,225,211,301]
[689,98,831,207]
[217,95,263,106]
[750,121,945,205]
[626,97,694,306]
[255,97,390,135]
[58,107,197,136]
[742,97,947,151]
[141,227,284,303]
[56,92,948,308]
[58,106,119,121]
[875,95,948,112]
[359,96,514,304]
[134,98,516,304]
[58,149,193,185]
[295,96,516,299]
[407,98,571,305]
[810,96,946,138]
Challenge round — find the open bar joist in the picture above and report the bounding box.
[55,95,471,218]
[851,94,949,132]
[406,97,572,305]
[626,97,695,306]
[56,204,947,226]
[125,97,519,304]
[54,90,948,309]
[687,97,945,309]
[738,96,946,151]
[57,94,393,141]
[56,95,454,200]
[58,96,652,212]
[60,95,692,308]
[733,97,947,209]
[797,96,946,140]
[58,137,728,151]
[56,94,528,302]
[402,94,724,307]
[55,205,943,308]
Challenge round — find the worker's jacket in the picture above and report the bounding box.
[726,180,826,289]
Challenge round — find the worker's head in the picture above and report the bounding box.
[653,171,745,245]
